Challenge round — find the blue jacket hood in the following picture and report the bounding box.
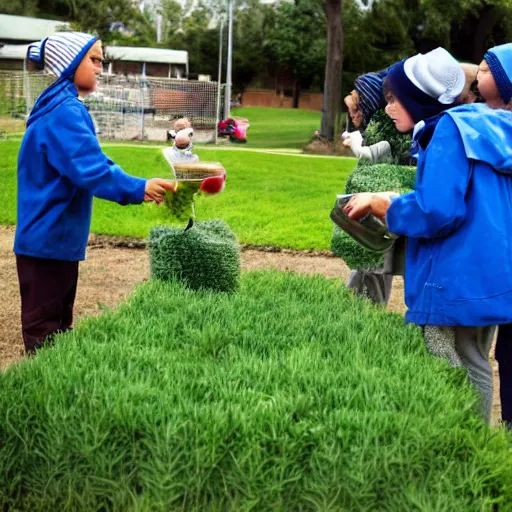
[27,78,79,127]
[444,103,512,175]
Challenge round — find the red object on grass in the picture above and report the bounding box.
[200,174,226,194]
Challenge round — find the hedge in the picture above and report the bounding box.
[0,272,510,510]
[363,110,413,166]
[149,219,240,293]
[331,163,416,270]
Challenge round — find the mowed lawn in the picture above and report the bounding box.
[229,107,322,149]
[0,141,355,250]
[2,107,322,150]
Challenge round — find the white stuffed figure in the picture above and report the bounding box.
[167,118,199,163]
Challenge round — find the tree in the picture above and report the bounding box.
[265,1,326,108]
[232,0,276,92]
[0,0,38,16]
[320,0,343,141]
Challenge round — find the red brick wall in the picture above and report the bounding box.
[241,90,323,111]
[151,88,191,113]
[112,61,142,76]
[145,62,169,77]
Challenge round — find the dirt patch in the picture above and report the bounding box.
[303,137,353,157]
[0,225,501,424]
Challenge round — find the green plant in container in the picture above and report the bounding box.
[150,150,238,292]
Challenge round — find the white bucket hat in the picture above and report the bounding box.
[404,47,465,104]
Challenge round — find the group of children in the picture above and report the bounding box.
[13,31,512,428]
[343,44,512,426]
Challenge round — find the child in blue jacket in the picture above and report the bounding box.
[472,43,512,428]
[15,32,177,354]
[344,47,512,423]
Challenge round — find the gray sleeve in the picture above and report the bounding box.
[368,141,392,163]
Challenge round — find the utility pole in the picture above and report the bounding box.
[215,18,224,144]
[224,0,234,120]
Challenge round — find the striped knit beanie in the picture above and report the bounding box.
[484,43,512,104]
[354,72,386,125]
[27,32,98,80]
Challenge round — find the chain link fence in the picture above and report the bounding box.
[0,71,224,142]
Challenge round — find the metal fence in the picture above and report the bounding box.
[0,71,224,142]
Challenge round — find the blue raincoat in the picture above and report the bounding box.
[15,72,146,261]
[386,103,512,326]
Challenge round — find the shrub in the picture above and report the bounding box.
[0,272,510,511]
[331,224,384,269]
[345,163,416,195]
[331,163,415,270]
[363,110,413,165]
[149,219,240,292]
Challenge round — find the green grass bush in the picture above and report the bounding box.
[331,164,416,270]
[149,219,240,292]
[0,272,511,510]
[345,163,416,195]
[363,110,413,166]
[331,224,384,269]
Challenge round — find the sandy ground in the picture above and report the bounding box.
[0,225,500,423]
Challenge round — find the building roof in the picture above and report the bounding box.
[0,44,29,60]
[105,46,188,66]
[0,43,189,67]
[0,14,69,42]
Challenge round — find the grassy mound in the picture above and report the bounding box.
[332,164,415,270]
[149,219,240,292]
[0,272,511,511]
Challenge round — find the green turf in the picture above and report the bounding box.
[0,272,510,510]
[230,107,322,149]
[1,106,323,150]
[0,141,355,250]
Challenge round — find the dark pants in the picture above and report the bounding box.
[16,255,79,354]
[496,323,512,424]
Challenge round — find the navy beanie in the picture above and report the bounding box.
[385,60,458,124]
[354,72,386,125]
[484,43,512,104]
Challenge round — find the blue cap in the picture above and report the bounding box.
[485,43,512,104]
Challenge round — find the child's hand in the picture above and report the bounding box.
[344,192,394,221]
[344,193,373,220]
[144,178,178,204]
[369,192,394,221]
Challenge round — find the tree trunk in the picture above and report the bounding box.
[292,78,300,109]
[472,5,498,63]
[320,0,343,141]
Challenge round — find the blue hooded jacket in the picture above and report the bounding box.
[14,39,146,261]
[386,103,512,326]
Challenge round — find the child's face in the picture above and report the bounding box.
[385,92,415,132]
[344,90,363,129]
[74,41,103,96]
[476,59,503,106]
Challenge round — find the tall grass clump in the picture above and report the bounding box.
[331,163,416,269]
[149,219,240,292]
[0,271,511,511]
